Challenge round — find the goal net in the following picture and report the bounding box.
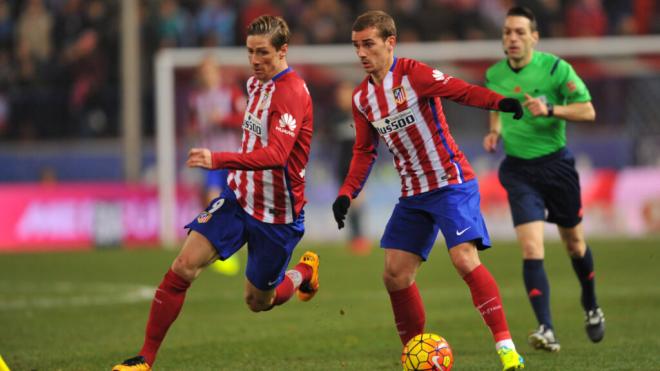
[155,36,660,245]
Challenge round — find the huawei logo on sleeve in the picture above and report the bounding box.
[276,113,297,136]
[432,69,452,84]
[279,113,296,130]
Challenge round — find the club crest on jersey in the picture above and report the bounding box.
[392,86,407,105]
[276,113,296,137]
[258,91,271,111]
[196,211,212,223]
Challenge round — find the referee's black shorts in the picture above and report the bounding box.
[498,147,583,228]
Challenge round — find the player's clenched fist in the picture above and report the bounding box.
[332,195,351,229]
[186,147,213,169]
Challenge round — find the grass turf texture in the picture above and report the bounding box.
[1,238,659,370]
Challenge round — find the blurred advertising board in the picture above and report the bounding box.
[306,167,660,242]
[1,167,658,252]
[0,183,200,251]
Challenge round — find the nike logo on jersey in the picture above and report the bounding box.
[456,227,471,236]
[267,279,279,287]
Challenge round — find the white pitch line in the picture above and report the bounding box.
[0,282,155,310]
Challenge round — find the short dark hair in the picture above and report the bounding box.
[352,10,397,40]
[507,6,537,32]
[246,15,290,50]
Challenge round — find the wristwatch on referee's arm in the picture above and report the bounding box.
[546,102,554,117]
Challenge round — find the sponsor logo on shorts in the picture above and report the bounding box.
[456,226,471,236]
[197,211,212,223]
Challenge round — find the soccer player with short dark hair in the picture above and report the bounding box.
[483,6,604,352]
[332,10,525,370]
[113,15,319,371]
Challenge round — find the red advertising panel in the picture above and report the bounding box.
[0,183,201,251]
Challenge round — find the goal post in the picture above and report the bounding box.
[155,36,660,245]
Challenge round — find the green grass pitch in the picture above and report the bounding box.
[1,238,659,370]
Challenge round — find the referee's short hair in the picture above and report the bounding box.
[507,6,538,33]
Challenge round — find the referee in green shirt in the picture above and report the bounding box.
[484,6,605,352]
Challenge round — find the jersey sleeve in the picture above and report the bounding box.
[212,86,304,170]
[408,60,503,110]
[338,99,378,199]
[556,60,591,103]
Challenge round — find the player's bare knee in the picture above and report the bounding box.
[450,257,473,276]
[382,268,414,290]
[565,239,586,257]
[448,243,480,275]
[520,241,543,259]
[171,256,198,282]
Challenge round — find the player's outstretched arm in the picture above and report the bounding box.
[187,148,213,169]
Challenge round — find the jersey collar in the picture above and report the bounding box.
[390,56,398,72]
[272,67,292,81]
[507,51,536,74]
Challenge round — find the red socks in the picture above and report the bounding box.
[388,282,426,345]
[463,264,511,342]
[139,268,191,365]
[272,262,313,306]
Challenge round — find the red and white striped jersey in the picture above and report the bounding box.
[339,57,504,199]
[210,68,313,224]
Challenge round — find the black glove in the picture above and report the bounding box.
[332,195,351,229]
[498,98,523,120]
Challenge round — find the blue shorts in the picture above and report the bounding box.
[205,169,229,190]
[499,148,582,228]
[380,180,491,260]
[185,188,305,291]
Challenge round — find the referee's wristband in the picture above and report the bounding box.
[546,103,554,117]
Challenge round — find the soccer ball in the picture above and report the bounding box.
[401,333,454,371]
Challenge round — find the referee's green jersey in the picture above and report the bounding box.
[485,51,591,159]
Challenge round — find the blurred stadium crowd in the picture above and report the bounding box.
[0,0,658,141]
